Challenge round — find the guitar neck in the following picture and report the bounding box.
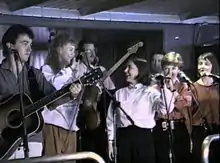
[25,84,70,118]
[101,52,130,82]
[101,41,143,82]
[24,67,103,118]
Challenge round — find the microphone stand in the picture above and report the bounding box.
[82,54,135,163]
[184,80,199,153]
[94,79,135,163]
[217,80,220,136]
[101,84,135,163]
[210,76,220,136]
[158,77,175,163]
[13,51,29,158]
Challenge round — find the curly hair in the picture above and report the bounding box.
[46,33,75,73]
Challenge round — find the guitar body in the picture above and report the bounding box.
[0,68,104,160]
[0,94,43,160]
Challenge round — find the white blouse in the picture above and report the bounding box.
[106,83,175,141]
[41,64,84,131]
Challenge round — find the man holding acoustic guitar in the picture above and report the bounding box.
[0,24,92,160]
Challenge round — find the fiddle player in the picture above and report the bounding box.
[107,57,175,163]
[77,41,115,90]
[153,52,192,163]
[41,33,83,156]
[77,41,116,162]
[0,25,81,159]
[190,52,220,163]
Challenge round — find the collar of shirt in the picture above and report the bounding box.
[128,83,143,90]
[1,59,13,70]
[0,59,29,73]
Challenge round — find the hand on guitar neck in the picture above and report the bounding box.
[0,68,103,160]
[47,83,82,110]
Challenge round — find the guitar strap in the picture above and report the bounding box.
[27,67,42,102]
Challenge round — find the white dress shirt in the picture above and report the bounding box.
[41,64,84,131]
[106,83,175,141]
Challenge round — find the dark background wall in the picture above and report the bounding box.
[163,24,219,80]
[79,23,219,87]
[81,29,163,88]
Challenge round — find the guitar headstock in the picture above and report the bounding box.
[80,68,103,85]
[127,41,143,55]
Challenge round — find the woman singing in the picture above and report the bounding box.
[153,52,192,163]
[106,57,175,163]
[191,52,219,163]
[41,33,82,156]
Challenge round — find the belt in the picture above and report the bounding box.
[157,118,185,123]
[156,118,185,131]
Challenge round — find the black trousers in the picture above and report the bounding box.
[117,126,155,163]
[153,120,191,163]
[191,125,220,163]
[80,124,108,163]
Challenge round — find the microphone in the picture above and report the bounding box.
[9,48,20,60]
[178,71,193,84]
[154,74,171,81]
[76,52,84,62]
[9,48,18,54]
[203,73,220,81]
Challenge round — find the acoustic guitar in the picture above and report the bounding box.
[0,68,103,160]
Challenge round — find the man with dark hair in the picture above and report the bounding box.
[0,24,82,159]
[149,52,164,85]
[2,24,34,58]
[151,53,164,74]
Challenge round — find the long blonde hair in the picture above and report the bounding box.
[46,33,75,73]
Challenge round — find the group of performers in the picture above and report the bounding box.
[0,24,219,163]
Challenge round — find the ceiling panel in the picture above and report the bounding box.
[37,0,81,9]
[1,0,218,20]
[37,0,147,15]
[111,0,219,17]
[4,0,49,11]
